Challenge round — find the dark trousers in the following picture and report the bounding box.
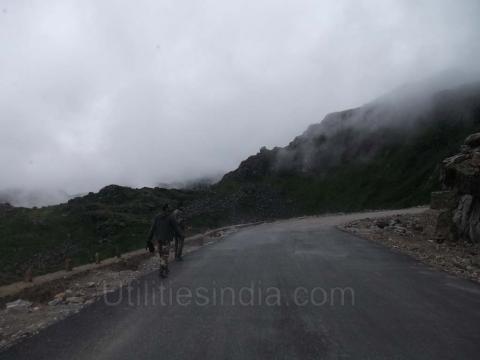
[174,236,184,258]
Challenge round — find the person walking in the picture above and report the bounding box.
[172,208,186,261]
[146,204,184,278]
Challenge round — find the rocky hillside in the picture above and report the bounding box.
[217,82,480,216]
[434,132,480,243]
[1,81,479,285]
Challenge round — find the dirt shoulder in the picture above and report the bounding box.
[338,211,480,283]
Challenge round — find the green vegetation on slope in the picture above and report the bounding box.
[216,82,480,216]
[1,82,479,285]
[0,186,211,285]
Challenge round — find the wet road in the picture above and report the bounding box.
[3,209,480,360]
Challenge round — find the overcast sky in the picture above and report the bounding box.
[1,0,479,198]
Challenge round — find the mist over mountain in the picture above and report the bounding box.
[1,0,480,204]
[0,188,76,208]
[1,79,480,284]
[2,75,479,208]
[216,81,480,218]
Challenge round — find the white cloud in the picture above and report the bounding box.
[0,0,479,202]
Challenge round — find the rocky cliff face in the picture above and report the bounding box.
[439,133,480,243]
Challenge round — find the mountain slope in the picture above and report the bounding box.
[216,82,480,216]
[1,81,479,285]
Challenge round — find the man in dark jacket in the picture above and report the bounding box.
[147,204,184,278]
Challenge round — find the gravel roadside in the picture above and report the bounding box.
[338,212,480,283]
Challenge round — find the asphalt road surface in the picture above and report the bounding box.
[3,209,480,360]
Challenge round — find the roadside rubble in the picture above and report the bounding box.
[0,224,244,352]
[0,258,158,351]
[339,212,480,283]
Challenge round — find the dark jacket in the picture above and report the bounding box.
[148,211,184,245]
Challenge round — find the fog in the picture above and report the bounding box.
[1,0,479,205]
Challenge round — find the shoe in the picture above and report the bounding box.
[165,266,170,274]
[176,256,183,261]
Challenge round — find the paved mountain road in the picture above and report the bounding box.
[2,208,480,360]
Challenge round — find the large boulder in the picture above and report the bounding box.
[464,132,480,148]
[430,191,457,210]
[441,155,480,198]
